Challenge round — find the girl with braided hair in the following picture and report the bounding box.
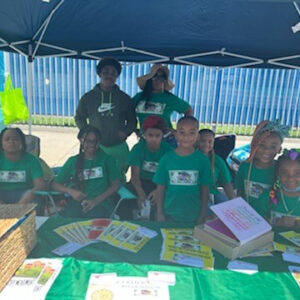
[234,120,289,217]
[197,129,235,203]
[52,126,120,218]
[268,149,300,228]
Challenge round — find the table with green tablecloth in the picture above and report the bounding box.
[30,216,300,299]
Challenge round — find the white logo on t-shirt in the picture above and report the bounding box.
[0,171,26,183]
[142,161,158,173]
[83,167,103,180]
[244,180,270,198]
[169,170,198,185]
[135,101,166,114]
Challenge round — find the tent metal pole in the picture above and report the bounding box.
[32,0,65,58]
[26,44,33,135]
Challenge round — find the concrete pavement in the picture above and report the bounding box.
[17,125,300,168]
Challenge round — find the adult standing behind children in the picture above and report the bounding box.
[75,57,137,182]
[153,116,212,224]
[132,64,192,146]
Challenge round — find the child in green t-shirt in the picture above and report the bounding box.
[0,127,45,204]
[197,129,235,203]
[153,116,212,223]
[127,115,172,211]
[52,126,120,218]
[235,120,289,217]
[269,149,300,228]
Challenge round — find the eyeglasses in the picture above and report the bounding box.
[152,74,167,81]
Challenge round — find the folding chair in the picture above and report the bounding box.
[110,186,137,219]
[214,134,236,180]
[34,190,63,216]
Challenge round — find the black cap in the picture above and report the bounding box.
[96,57,122,76]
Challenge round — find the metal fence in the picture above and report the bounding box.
[4,52,300,136]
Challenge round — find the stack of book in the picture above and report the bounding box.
[194,197,274,259]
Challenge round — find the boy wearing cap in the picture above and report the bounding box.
[75,57,137,182]
[127,115,172,210]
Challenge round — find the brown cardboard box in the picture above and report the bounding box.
[194,224,274,260]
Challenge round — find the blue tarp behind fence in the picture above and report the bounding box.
[5,52,300,133]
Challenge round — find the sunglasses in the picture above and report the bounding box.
[152,74,167,81]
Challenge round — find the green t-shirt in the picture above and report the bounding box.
[55,150,120,211]
[209,154,232,195]
[270,192,300,220]
[153,150,212,222]
[127,139,172,180]
[234,161,275,216]
[0,152,43,190]
[132,92,190,129]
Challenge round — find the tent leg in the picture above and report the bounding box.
[26,47,33,134]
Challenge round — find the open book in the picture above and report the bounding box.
[206,197,271,246]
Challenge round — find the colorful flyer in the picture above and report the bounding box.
[289,266,300,288]
[280,231,300,247]
[98,220,123,243]
[0,259,63,300]
[273,242,300,254]
[87,219,111,240]
[121,228,150,253]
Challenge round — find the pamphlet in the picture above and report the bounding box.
[280,231,300,247]
[289,266,300,288]
[85,272,173,300]
[0,259,63,300]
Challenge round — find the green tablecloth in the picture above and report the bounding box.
[30,216,300,299]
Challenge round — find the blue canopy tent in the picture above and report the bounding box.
[0,0,299,131]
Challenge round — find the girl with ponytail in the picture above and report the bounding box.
[52,126,120,218]
[197,129,235,203]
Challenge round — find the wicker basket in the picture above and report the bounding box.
[0,204,36,292]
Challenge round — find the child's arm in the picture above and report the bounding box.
[19,177,46,204]
[51,181,87,202]
[222,183,236,199]
[197,185,210,224]
[155,184,166,221]
[82,180,120,213]
[130,166,147,208]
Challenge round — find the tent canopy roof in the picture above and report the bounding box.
[0,0,300,68]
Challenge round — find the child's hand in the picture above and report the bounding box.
[69,190,87,202]
[148,191,156,205]
[137,194,147,209]
[81,199,97,213]
[157,211,166,222]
